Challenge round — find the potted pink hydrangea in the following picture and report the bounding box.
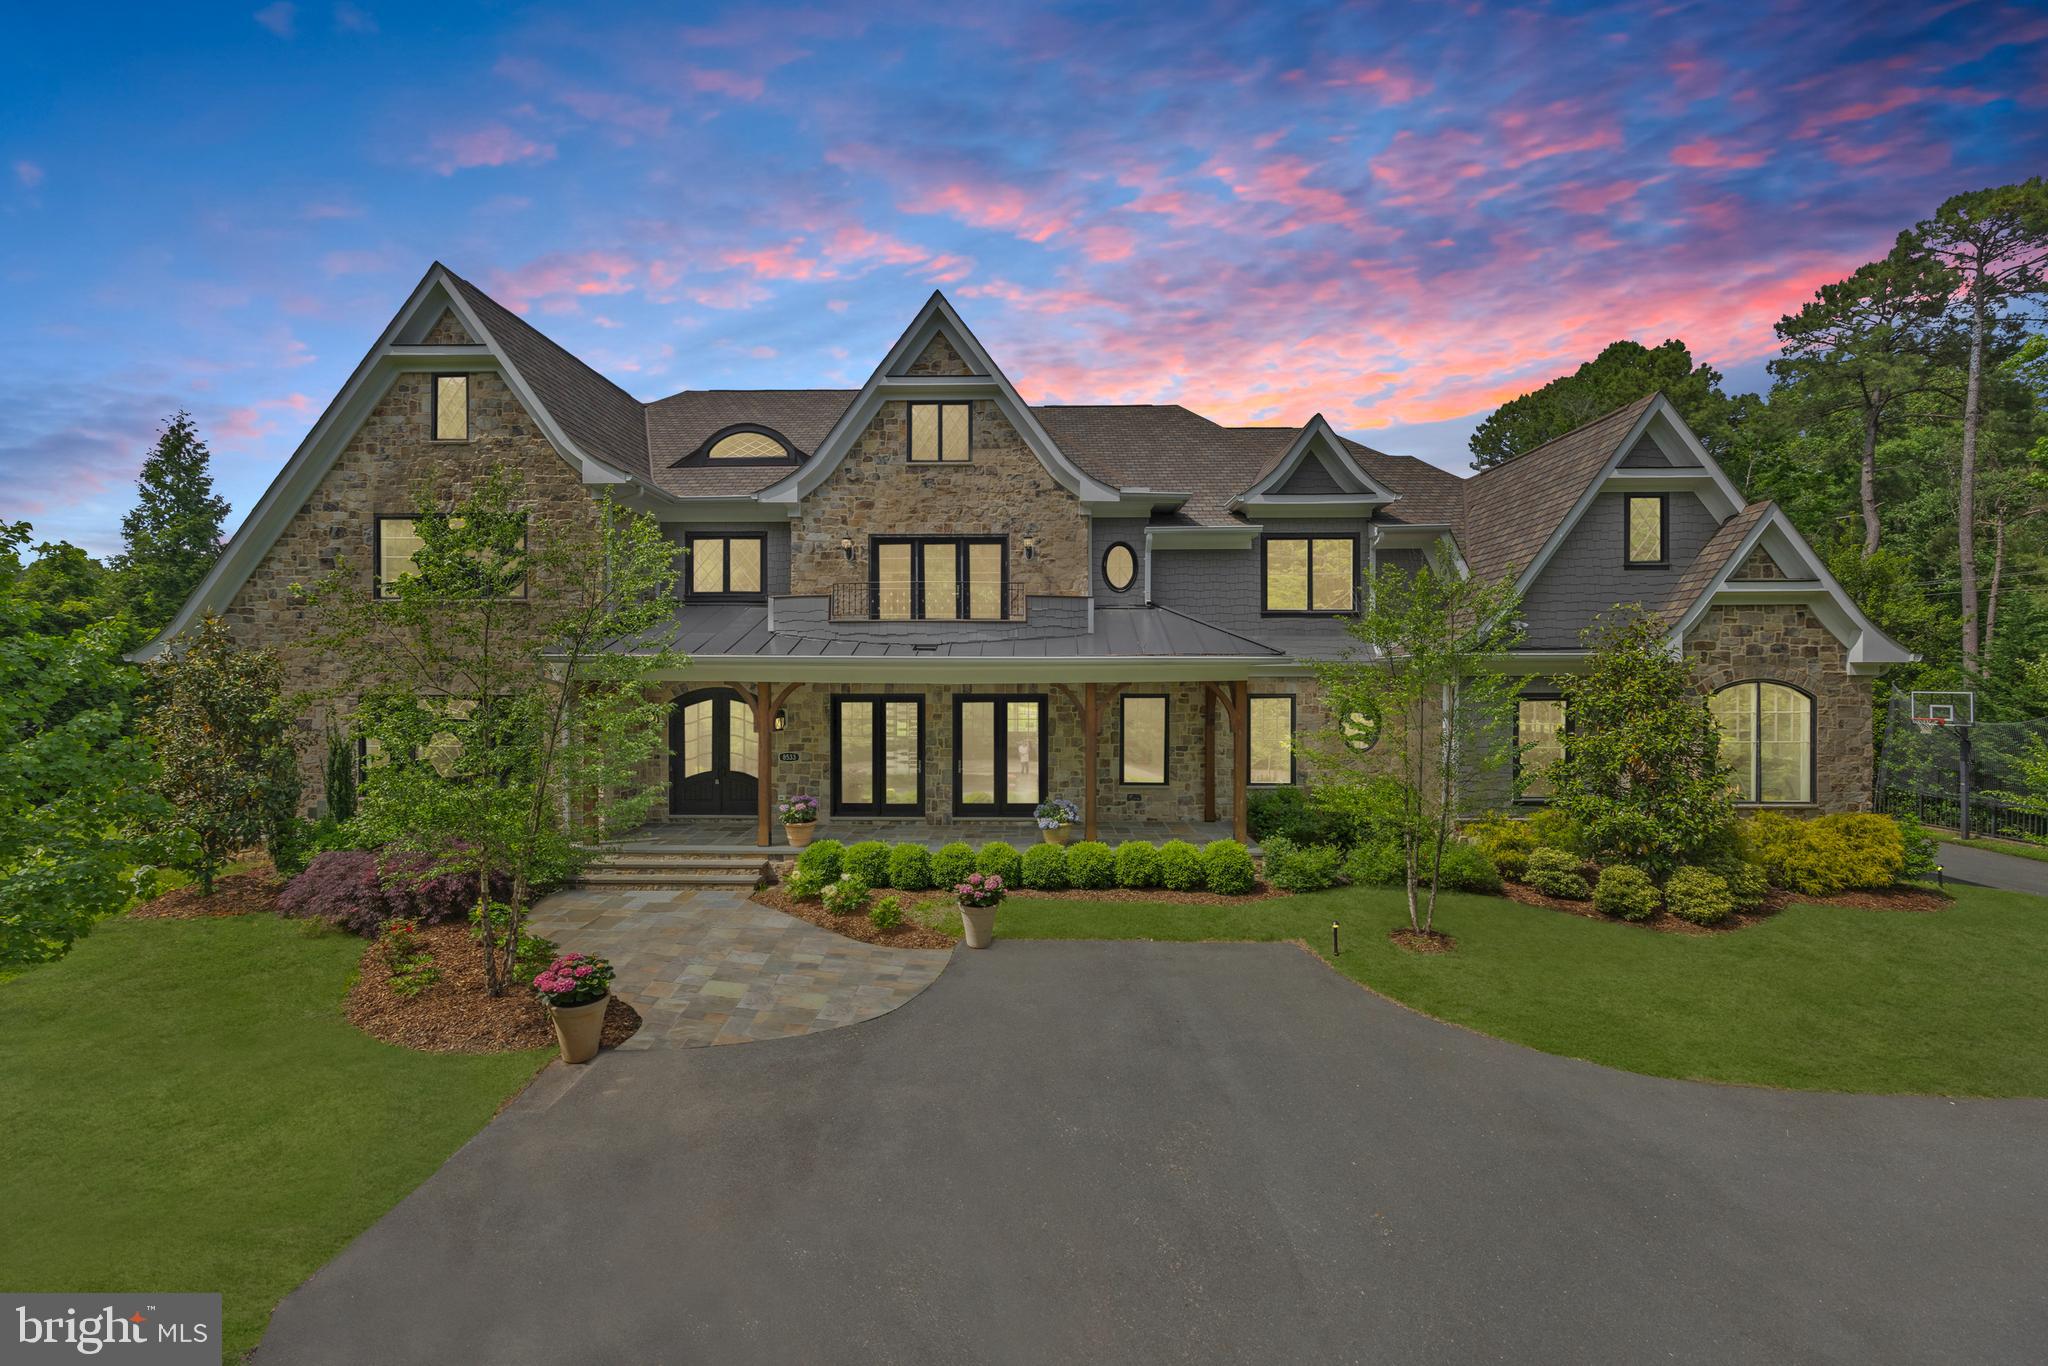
[954,872,1005,949]
[533,951,615,1064]
[777,793,820,848]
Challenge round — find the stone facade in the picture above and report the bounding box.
[422,309,475,345]
[788,401,1090,599]
[1683,602,1872,811]
[902,333,974,376]
[1729,545,1788,581]
[220,368,595,803]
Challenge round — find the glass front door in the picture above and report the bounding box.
[669,688,759,816]
[954,695,1046,816]
[833,696,923,815]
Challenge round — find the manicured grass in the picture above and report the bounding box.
[988,885,2048,1096]
[0,915,548,1360]
[1945,836,2048,865]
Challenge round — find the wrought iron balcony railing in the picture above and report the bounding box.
[828,579,1024,623]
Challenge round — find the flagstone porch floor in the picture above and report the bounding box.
[610,815,1247,854]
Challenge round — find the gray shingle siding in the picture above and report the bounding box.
[1276,455,1347,495]
[1619,435,1698,468]
[1518,492,1720,648]
[1090,518,1149,600]
[664,521,792,599]
[1148,517,1372,659]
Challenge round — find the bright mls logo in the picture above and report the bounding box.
[2,1295,218,1364]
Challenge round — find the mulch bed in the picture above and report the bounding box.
[752,885,958,949]
[1389,927,1456,954]
[127,867,283,920]
[1500,878,1950,934]
[347,922,641,1054]
[1007,883,1290,905]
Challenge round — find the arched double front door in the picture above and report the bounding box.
[670,688,759,816]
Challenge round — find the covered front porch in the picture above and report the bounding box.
[615,813,1246,853]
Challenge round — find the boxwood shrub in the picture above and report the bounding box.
[795,838,844,883]
[1665,866,1733,925]
[886,843,934,891]
[1593,864,1661,921]
[1262,837,1343,892]
[1524,847,1590,900]
[1435,841,1502,894]
[1202,839,1257,895]
[1114,841,1161,888]
[975,840,1022,886]
[1066,840,1115,889]
[1020,841,1069,889]
[1712,858,1770,913]
[932,841,977,889]
[843,840,892,888]
[1157,839,1204,891]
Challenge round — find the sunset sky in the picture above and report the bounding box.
[4,1,2045,553]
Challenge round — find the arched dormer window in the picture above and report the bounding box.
[702,426,795,461]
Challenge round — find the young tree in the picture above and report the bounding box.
[303,464,683,995]
[139,614,302,895]
[1543,609,1733,876]
[1911,179,2048,672]
[0,524,163,964]
[1309,542,1524,934]
[1771,241,1955,554]
[1470,339,1738,469]
[113,412,230,634]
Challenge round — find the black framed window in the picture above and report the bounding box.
[1102,542,1137,593]
[1261,536,1357,613]
[1247,695,1295,785]
[431,374,469,442]
[871,536,1006,620]
[374,514,527,600]
[832,696,924,815]
[686,534,766,598]
[907,401,972,462]
[1120,694,1168,784]
[1515,696,1565,801]
[1709,681,1814,804]
[1624,494,1668,566]
[954,694,1047,815]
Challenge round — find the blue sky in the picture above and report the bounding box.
[4,0,2045,553]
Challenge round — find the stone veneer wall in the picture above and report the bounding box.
[220,369,596,805]
[788,401,1090,599]
[1683,602,1872,811]
[1729,545,1789,581]
[902,333,974,376]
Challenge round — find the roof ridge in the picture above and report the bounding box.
[441,266,646,411]
[1467,390,1660,485]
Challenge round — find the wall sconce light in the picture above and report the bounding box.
[773,708,787,732]
[839,537,855,562]
[1022,535,1037,560]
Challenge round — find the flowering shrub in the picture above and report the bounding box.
[777,793,819,825]
[532,951,613,1008]
[820,872,870,915]
[955,872,1006,909]
[379,917,439,998]
[1034,797,1079,831]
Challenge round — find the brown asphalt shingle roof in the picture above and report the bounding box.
[1460,393,1658,585]
[647,390,857,498]
[1659,500,1773,629]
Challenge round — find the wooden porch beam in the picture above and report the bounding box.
[1202,687,1217,823]
[755,678,775,848]
[1082,682,1098,841]
[1229,680,1250,844]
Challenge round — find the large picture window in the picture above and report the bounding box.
[1120,694,1168,784]
[833,696,923,815]
[955,695,1046,815]
[1247,695,1295,785]
[908,401,971,462]
[687,534,765,598]
[872,536,1005,620]
[1516,697,1565,800]
[1710,681,1813,804]
[1261,536,1356,613]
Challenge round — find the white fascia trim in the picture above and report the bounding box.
[1235,496,1389,517]
[1231,414,1400,506]
[1514,395,1745,594]
[757,291,1120,505]
[1663,506,1915,668]
[1082,490,1192,517]
[1145,523,1261,550]
[1367,521,1455,549]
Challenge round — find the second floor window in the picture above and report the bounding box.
[375,514,526,600]
[433,374,469,441]
[908,401,971,462]
[872,536,1004,620]
[1625,494,1667,566]
[688,535,765,597]
[1262,536,1355,613]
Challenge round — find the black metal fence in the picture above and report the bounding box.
[1880,787,2048,841]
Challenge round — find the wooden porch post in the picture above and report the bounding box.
[1229,680,1250,843]
[1202,686,1218,823]
[1082,682,1099,841]
[755,680,775,848]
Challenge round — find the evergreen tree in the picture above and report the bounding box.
[1469,339,1737,469]
[114,412,230,634]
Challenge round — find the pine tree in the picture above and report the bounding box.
[1468,339,1739,470]
[114,412,230,634]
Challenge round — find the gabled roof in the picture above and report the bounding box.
[1231,414,1401,508]
[1460,394,1658,586]
[648,390,857,498]
[1658,500,1774,627]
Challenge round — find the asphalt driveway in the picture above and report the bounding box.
[259,942,2048,1365]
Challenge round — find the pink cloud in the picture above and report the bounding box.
[424,124,555,175]
[1671,138,1767,170]
[722,241,826,280]
[1320,62,1432,105]
[486,251,637,313]
[557,89,671,138]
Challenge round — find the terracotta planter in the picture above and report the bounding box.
[785,822,816,849]
[1041,826,1069,845]
[549,996,608,1064]
[958,903,996,949]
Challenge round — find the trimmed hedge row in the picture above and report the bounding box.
[792,836,1263,895]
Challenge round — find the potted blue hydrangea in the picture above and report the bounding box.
[1034,796,1079,845]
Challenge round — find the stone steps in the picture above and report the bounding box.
[572,851,771,891]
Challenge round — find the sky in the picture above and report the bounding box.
[4,1,2045,555]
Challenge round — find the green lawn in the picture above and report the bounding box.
[0,914,548,1361]
[986,884,2048,1096]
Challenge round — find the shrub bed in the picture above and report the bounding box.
[278,851,509,936]
[1020,842,1069,890]
[1524,847,1590,901]
[1114,841,1161,889]
[1593,864,1661,921]
[1665,867,1733,926]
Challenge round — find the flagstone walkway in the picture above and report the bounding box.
[526,887,952,1050]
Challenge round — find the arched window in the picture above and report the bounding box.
[1710,681,1813,804]
[1102,542,1137,593]
[705,428,791,460]
[1342,704,1380,752]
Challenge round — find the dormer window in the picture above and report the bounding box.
[908,401,971,462]
[1625,494,1667,566]
[706,429,791,460]
[432,374,469,442]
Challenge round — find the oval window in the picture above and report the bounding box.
[1103,542,1137,593]
[1343,706,1380,752]
[706,430,788,460]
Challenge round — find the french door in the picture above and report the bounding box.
[833,696,924,815]
[670,688,758,816]
[954,695,1047,816]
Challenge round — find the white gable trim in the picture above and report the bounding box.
[757,292,1121,505]
[1514,396,1744,594]
[1230,416,1399,509]
[1664,505,1915,670]
[131,265,649,661]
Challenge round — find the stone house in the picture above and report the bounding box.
[136,264,1912,844]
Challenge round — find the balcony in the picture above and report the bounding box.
[828,579,1026,623]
